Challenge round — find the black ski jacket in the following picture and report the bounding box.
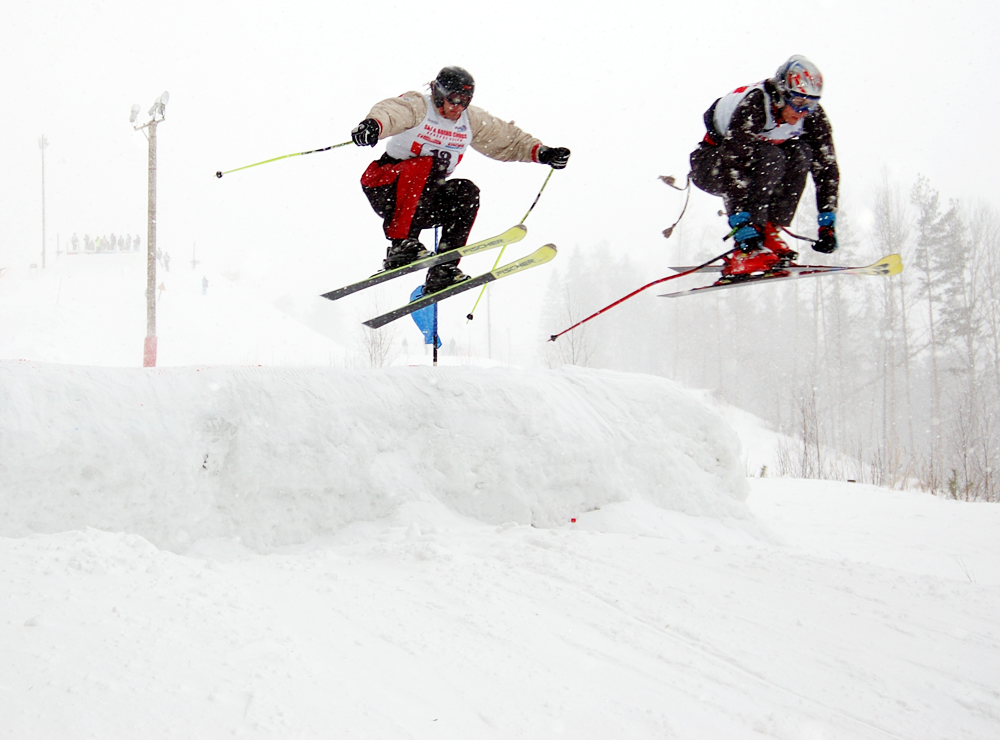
[702,80,839,213]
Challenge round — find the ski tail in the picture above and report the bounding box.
[363,244,556,329]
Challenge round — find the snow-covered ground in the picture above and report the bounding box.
[0,252,346,367]
[3,254,1000,739]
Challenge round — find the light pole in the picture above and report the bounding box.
[130,91,168,367]
[39,135,48,269]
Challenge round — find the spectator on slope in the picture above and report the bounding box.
[689,55,840,280]
[351,65,571,294]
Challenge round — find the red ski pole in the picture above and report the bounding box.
[547,248,733,342]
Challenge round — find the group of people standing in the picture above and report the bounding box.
[350,55,839,291]
[70,233,142,255]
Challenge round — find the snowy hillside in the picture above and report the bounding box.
[1,361,749,551]
[3,254,1000,739]
[0,251,346,367]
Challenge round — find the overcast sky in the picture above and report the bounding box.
[2,0,996,340]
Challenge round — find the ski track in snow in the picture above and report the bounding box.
[5,494,1000,739]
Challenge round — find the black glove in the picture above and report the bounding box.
[814,226,838,254]
[538,146,570,169]
[351,118,380,147]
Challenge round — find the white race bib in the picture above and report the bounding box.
[712,82,804,144]
[385,94,472,175]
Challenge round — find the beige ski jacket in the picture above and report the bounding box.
[366,91,543,164]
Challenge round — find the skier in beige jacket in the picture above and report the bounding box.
[351,65,570,293]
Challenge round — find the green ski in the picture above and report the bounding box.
[363,244,557,329]
[320,225,527,302]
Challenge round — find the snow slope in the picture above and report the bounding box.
[4,470,998,739]
[3,254,1000,738]
[0,252,346,367]
[1,361,749,551]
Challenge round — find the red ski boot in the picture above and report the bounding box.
[720,215,791,282]
[720,249,783,280]
[763,223,799,265]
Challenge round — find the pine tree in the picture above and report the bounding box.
[910,176,947,490]
[870,173,912,486]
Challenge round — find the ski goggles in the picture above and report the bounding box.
[784,93,820,113]
[444,92,472,108]
[434,81,472,109]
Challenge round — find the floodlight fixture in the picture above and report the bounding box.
[130,104,140,123]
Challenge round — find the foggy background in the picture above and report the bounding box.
[3,0,998,496]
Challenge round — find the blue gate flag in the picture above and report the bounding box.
[409,285,441,348]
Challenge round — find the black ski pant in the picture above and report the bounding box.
[690,138,813,227]
[360,153,480,252]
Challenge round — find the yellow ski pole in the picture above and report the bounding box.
[465,168,555,321]
[215,141,352,178]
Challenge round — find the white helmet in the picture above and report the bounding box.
[775,55,823,111]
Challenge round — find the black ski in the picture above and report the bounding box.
[364,244,557,329]
[320,225,527,302]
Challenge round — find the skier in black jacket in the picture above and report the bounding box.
[689,55,839,278]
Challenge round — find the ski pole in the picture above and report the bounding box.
[548,247,733,342]
[465,169,555,321]
[779,226,818,245]
[215,141,352,178]
[659,173,691,239]
[518,168,554,224]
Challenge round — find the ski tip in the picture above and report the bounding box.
[536,243,558,262]
[507,223,528,243]
[859,254,904,276]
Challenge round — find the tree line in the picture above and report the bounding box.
[542,174,1000,501]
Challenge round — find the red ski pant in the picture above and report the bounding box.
[360,154,479,249]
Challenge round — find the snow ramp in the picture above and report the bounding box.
[1,361,749,552]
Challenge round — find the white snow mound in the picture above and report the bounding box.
[1,361,749,552]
